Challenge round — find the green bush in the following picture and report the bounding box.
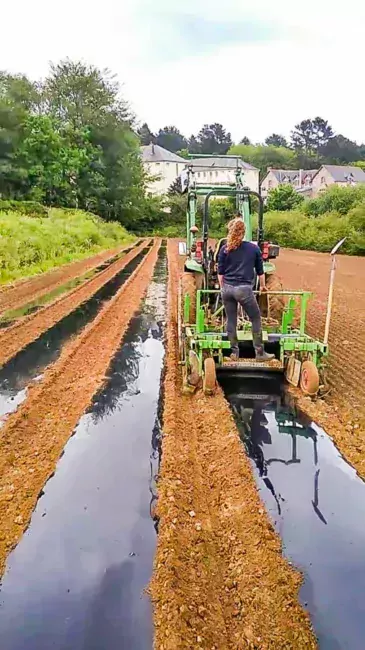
[0,199,48,217]
[262,209,364,255]
[303,185,365,216]
[0,208,134,283]
[208,198,236,236]
[266,185,304,211]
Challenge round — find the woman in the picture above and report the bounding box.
[217,217,275,362]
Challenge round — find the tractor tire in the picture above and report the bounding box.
[300,360,320,396]
[181,272,197,324]
[203,357,216,395]
[264,273,285,322]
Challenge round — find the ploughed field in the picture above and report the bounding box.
[0,240,364,650]
[276,249,365,478]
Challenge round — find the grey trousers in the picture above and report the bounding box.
[222,283,264,356]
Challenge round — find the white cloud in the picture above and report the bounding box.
[1,0,365,143]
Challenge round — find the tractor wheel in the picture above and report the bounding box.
[263,273,285,321]
[203,357,216,395]
[300,360,320,396]
[188,350,200,386]
[182,272,197,324]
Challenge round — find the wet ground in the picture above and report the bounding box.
[0,247,149,422]
[222,376,365,650]
[0,247,166,650]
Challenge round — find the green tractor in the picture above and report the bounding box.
[178,162,340,397]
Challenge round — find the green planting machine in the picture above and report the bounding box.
[178,161,343,396]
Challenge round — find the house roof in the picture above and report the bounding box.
[317,165,365,183]
[141,144,186,163]
[264,168,318,183]
[188,155,258,171]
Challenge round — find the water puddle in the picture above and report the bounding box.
[0,247,150,422]
[0,245,167,650]
[221,376,365,650]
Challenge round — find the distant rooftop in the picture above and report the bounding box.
[141,144,186,163]
[267,169,318,183]
[319,165,365,183]
[188,155,257,171]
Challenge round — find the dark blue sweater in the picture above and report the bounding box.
[218,241,264,286]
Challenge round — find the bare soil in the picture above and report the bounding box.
[0,242,135,314]
[276,249,365,479]
[0,239,160,577]
[150,241,316,649]
[0,240,149,367]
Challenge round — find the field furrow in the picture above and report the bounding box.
[0,239,148,367]
[0,242,135,314]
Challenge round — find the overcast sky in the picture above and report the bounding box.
[1,0,364,143]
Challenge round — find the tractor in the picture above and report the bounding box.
[178,162,342,397]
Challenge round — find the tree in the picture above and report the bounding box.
[0,60,148,229]
[240,136,251,145]
[196,123,233,154]
[168,175,183,195]
[352,161,365,171]
[176,148,189,159]
[266,185,304,212]
[0,72,40,112]
[156,126,187,153]
[265,133,288,148]
[291,117,334,153]
[43,60,131,128]
[0,73,42,197]
[188,135,200,154]
[229,143,296,178]
[138,122,154,145]
[319,134,361,164]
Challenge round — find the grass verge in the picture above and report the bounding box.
[0,208,135,284]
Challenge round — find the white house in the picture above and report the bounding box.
[141,144,187,195]
[188,156,259,193]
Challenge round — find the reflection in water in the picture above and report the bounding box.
[222,377,365,650]
[230,387,325,523]
[150,415,162,533]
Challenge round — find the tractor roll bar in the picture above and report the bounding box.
[202,189,264,264]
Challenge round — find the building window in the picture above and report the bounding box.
[321,176,325,184]
[268,180,272,189]
[215,171,218,177]
[197,172,201,178]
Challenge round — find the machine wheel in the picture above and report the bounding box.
[188,350,200,386]
[300,360,320,396]
[182,272,197,324]
[203,357,216,395]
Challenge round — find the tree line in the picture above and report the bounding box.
[2,59,365,236]
[0,61,158,231]
[139,119,365,177]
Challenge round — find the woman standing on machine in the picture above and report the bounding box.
[217,217,275,362]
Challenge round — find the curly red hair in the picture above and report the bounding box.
[226,217,246,252]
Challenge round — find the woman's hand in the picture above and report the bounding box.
[259,274,267,293]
